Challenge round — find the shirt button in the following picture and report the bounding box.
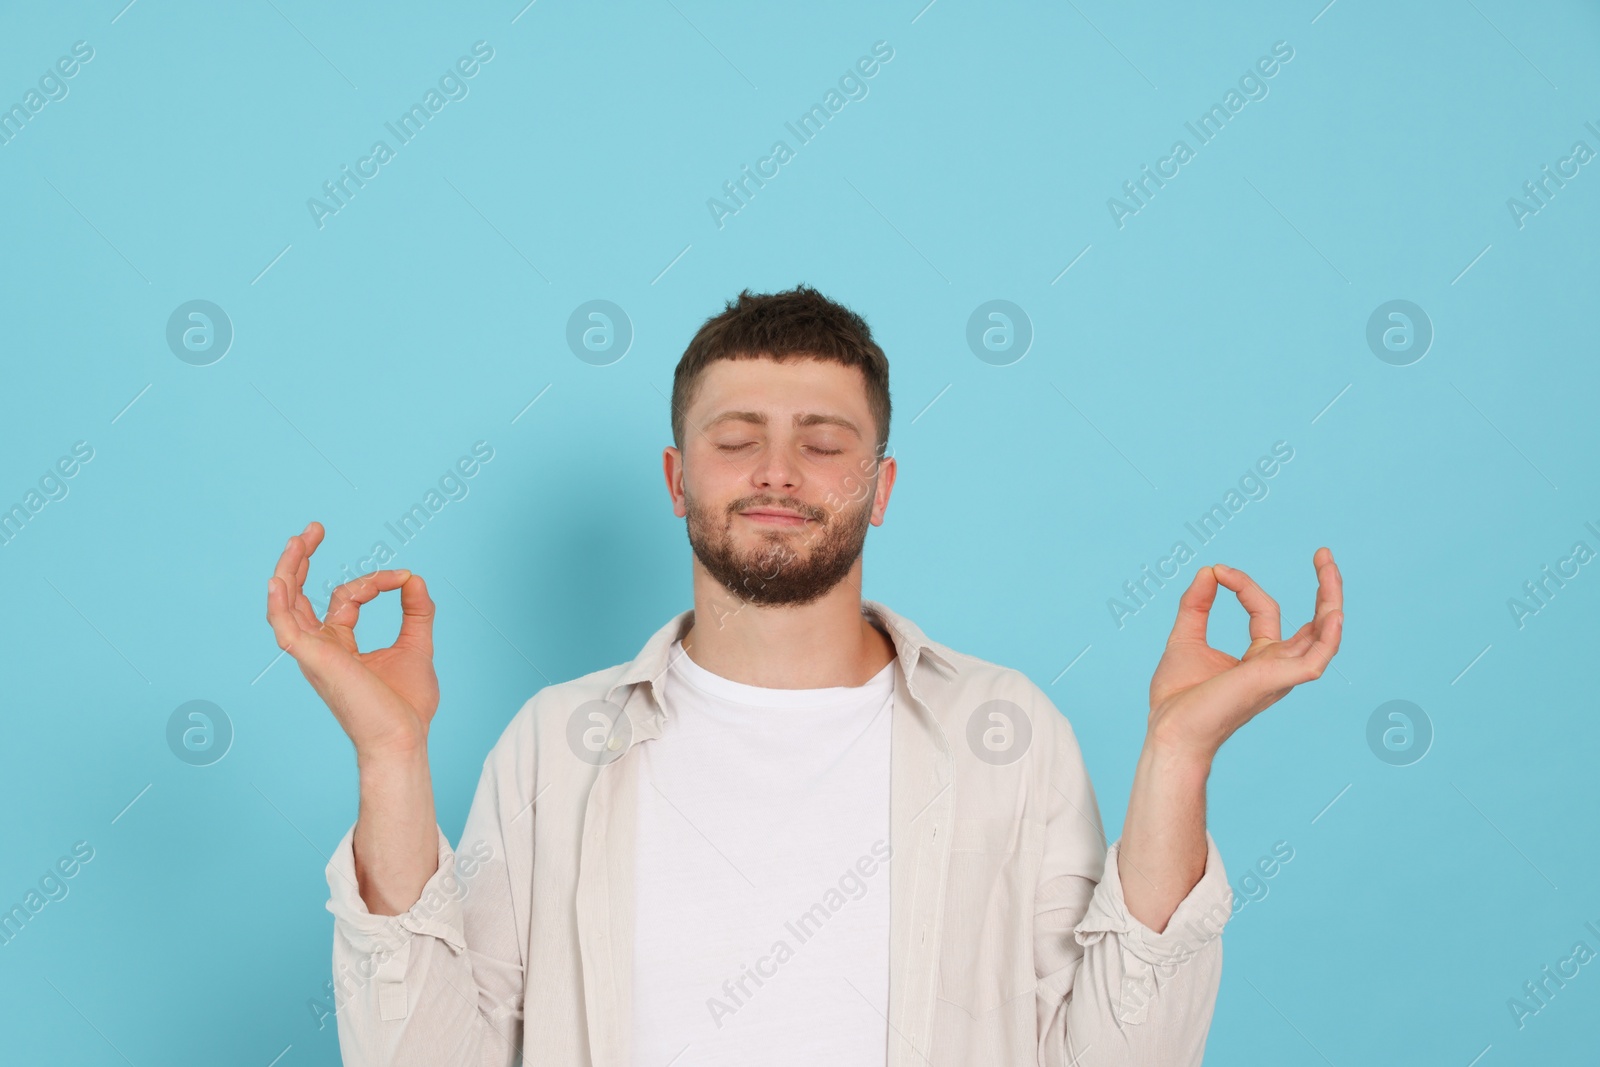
[607,735,622,751]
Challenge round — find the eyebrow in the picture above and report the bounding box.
[704,410,862,438]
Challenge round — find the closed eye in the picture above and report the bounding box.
[714,443,842,455]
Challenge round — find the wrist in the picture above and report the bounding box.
[355,735,431,776]
[1138,731,1215,784]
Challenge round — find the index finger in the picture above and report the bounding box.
[1211,562,1282,645]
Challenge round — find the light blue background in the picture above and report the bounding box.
[2,1,1597,1063]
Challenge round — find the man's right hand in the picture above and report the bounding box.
[266,520,439,760]
[267,521,445,915]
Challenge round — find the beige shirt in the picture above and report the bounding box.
[323,599,1234,1066]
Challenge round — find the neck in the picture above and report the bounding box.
[680,557,895,689]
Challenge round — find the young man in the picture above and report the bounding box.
[265,285,1343,1066]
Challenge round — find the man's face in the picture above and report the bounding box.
[665,356,895,607]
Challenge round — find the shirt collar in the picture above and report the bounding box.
[603,598,956,715]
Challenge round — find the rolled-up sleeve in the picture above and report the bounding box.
[323,752,527,1066]
[1033,703,1233,1067]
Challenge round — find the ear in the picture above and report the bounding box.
[664,445,687,517]
[870,453,897,526]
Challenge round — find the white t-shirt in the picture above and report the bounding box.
[631,638,896,1066]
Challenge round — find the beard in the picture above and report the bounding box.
[685,487,874,607]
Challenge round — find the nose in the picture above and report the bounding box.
[749,442,799,492]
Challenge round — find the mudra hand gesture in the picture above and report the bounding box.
[1146,547,1344,763]
[265,520,440,760]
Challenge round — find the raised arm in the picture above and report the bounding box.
[1037,547,1343,1067]
[266,520,441,914]
[1121,547,1343,930]
[265,521,525,1064]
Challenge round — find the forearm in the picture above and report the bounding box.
[1045,932,1223,1067]
[1034,687,1232,1065]
[325,743,526,1066]
[352,745,441,916]
[327,823,517,1067]
[1116,738,1212,932]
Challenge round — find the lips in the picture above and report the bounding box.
[740,508,811,526]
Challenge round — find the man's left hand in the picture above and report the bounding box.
[1146,547,1344,763]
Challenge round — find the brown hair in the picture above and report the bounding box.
[670,284,891,458]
